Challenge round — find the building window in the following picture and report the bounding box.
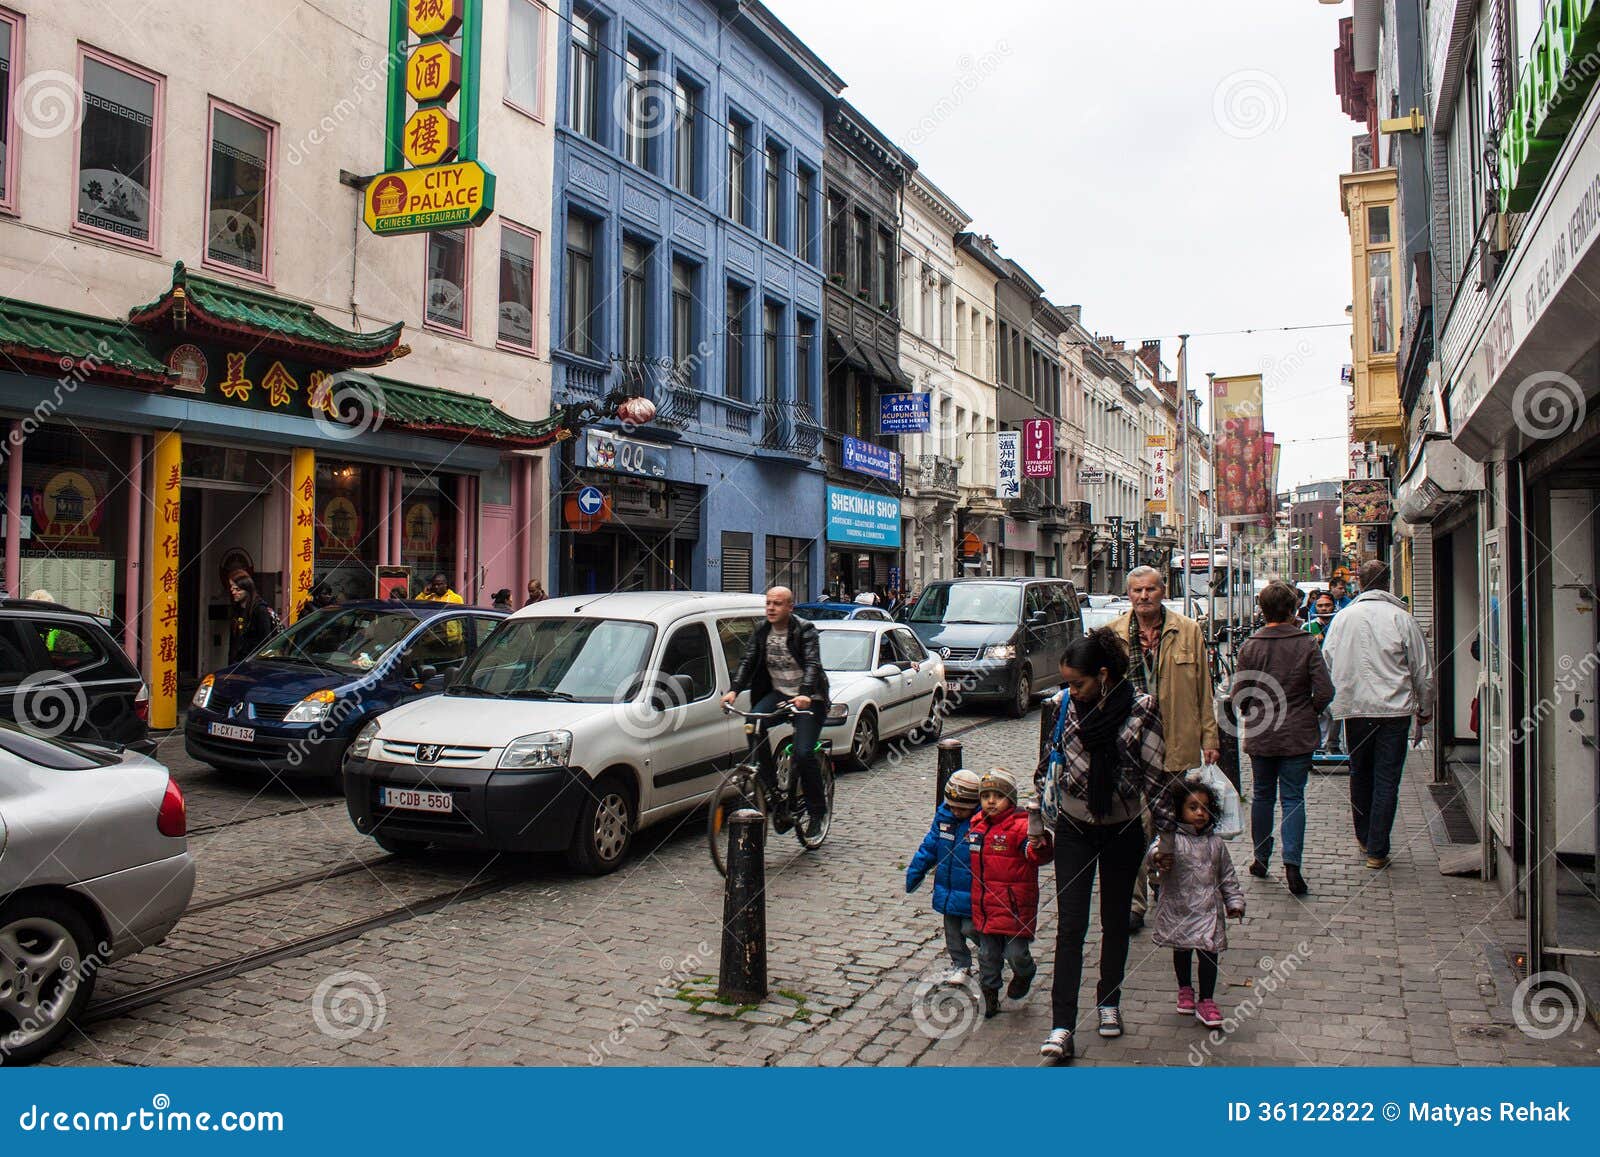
[0,10,19,211]
[724,283,749,400]
[827,192,847,277]
[567,10,600,140]
[673,78,699,196]
[726,115,750,226]
[505,0,545,117]
[797,316,816,406]
[76,49,162,246]
[497,221,539,352]
[424,229,469,334]
[671,257,698,383]
[564,213,596,356]
[621,238,649,364]
[622,46,654,170]
[795,164,815,262]
[764,141,784,246]
[875,229,894,310]
[763,302,781,405]
[766,535,812,599]
[852,211,870,293]
[205,102,273,278]
[1368,250,1393,355]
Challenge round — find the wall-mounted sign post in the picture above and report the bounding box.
[367,0,496,236]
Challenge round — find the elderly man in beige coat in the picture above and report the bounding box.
[1110,566,1220,929]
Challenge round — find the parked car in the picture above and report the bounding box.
[814,621,945,767]
[343,593,771,874]
[0,599,151,753]
[185,600,506,779]
[907,579,1083,717]
[795,601,893,622]
[0,726,195,1065]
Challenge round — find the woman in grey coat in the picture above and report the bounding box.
[1150,776,1245,1028]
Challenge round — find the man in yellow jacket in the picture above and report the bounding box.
[415,571,465,649]
[1110,566,1220,930]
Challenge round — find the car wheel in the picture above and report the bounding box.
[0,896,100,1067]
[915,692,945,744]
[1007,667,1033,718]
[851,709,879,769]
[373,833,430,858]
[566,774,635,876]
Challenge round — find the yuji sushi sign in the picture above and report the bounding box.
[1211,374,1268,522]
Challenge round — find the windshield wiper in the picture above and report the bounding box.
[445,685,507,699]
[510,689,578,702]
[942,619,998,625]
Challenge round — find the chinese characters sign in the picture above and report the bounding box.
[1023,418,1055,478]
[841,436,903,484]
[996,430,1021,499]
[1146,433,1170,518]
[289,449,316,623]
[149,432,182,730]
[160,345,357,426]
[879,392,931,434]
[1212,374,1268,522]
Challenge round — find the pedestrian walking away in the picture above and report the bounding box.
[1150,776,1246,1027]
[1320,560,1432,869]
[1109,565,1220,930]
[723,586,832,838]
[1034,627,1177,1062]
[966,768,1052,1019]
[227,574,278,664]
[1233,580,1334,896]
[906,769,981,985]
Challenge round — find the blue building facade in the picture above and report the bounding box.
[549,0,843,598]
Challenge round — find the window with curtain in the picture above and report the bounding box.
[505,0,543,115]
[77,53,160,243]
[623,47,653,169]
[795,165,815,262]
[764,142,784,245]
[725,283,749,399]
[206,105,272,276]
[567,11,600,140]
[621,239,648,363]
[425,229,468,333]
[673,78,698,195]
[564,214,596,355]
[727,116,750,225]
[497,222,538,351]
[672,258,697,383]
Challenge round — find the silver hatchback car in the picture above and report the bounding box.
[0,728,195,1065]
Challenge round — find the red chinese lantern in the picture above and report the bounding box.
[616,396,656,426]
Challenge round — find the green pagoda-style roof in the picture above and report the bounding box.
[373,377,586,449]
[129,262,405,367]
[0,298,174,387]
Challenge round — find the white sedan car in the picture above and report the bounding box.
[815,621,946,767]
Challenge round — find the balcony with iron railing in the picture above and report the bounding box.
[913,455,959,500]
[1007,478,1045,520]
[757,400,823,460]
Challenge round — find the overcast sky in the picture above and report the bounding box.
[766,0,1358,489]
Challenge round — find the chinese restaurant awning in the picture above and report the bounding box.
[0,298,175,388]
[129,262,406,368]
[374,377,598,450]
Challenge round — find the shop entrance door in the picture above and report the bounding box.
[179,479,280,686]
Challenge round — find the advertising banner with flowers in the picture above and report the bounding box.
[1211,374,1268,522]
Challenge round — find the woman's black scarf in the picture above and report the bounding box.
[1074,678,1137,819]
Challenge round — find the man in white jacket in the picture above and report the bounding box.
[1321,559,1433,869]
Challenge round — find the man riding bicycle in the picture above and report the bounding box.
[722,586,832,838]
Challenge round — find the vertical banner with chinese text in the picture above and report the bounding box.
[1212,374,1267,522]
[996,430,1021,499]
[289,449,316,623]
[1146,433,1170,519]
[148,432,181,730]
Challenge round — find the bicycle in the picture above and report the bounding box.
[707,702,835,877]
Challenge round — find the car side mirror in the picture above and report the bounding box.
[652,673,696,709]
[871,663,901,680]
[1031,610,1049,624]
[413,664,439,683]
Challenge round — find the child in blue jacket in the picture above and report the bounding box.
[906,769,982,985]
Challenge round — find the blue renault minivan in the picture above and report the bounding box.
[184,600,506,779]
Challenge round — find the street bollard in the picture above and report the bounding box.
[935,738,963,806]
[1039,695,1058,762]
[717,809,767,1005]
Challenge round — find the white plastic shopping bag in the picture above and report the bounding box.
[1189,763,1243,840]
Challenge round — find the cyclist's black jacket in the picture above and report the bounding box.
[731,617,830,702]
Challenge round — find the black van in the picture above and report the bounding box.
[907,579,1082,717]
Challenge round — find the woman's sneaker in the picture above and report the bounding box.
[1039,1028,1074,1060]
[939,966,972,987]
[1096,1006,1123,1037]
[1195,999,1224,1028]
[1176,985,1197,1014]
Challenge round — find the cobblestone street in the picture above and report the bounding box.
[45,710,1600,1068]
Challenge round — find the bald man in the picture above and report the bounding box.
[724,586,833,837]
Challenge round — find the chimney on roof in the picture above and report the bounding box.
[1063,304,1082,323]
[1137,339,1162,377]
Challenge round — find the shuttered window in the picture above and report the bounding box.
[721,532,753,593]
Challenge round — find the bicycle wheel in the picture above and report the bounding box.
[708,764,767,878]
[790,745,835,851]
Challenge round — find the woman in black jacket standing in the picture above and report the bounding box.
[228,575,277,663]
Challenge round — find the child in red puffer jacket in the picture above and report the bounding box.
[969,768,1053,1018]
